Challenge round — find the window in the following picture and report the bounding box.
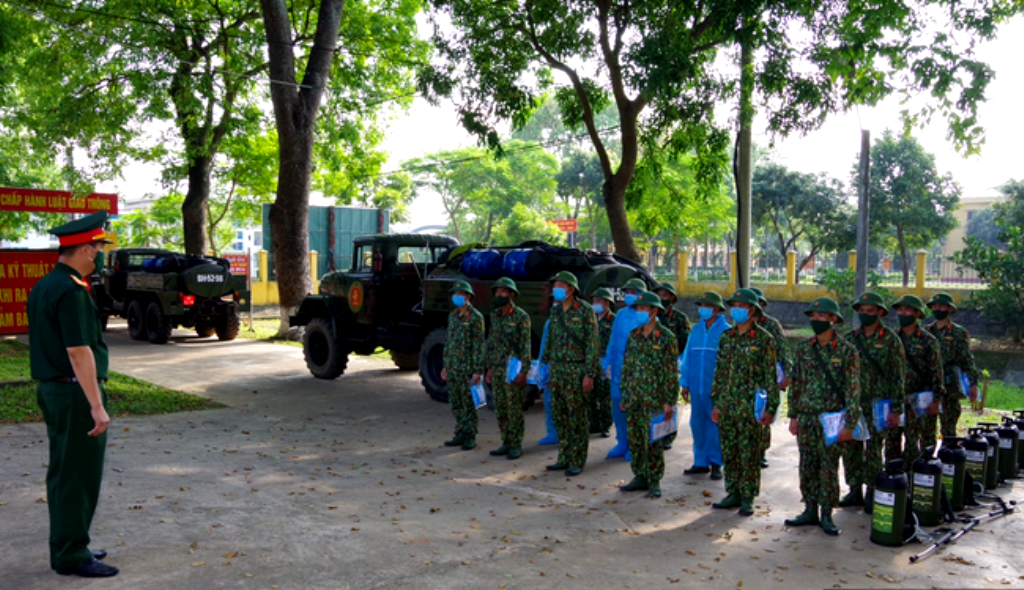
[254,230,263,248]
[236,230,244,240]
[397,246,433,265]
[354,246,372,272]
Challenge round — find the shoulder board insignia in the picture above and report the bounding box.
[831,357,841,364]
[750,346,759,352]
[70,276,89,288]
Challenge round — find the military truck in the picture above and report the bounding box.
[289,234,656,404]
[91,248,251,344]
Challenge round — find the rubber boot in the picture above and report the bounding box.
[606,398,629,459]
[538,387,559,445]
[507,448,522,460]
[864,486,874,515]
[460,437,476,451]
[819,506,840,536]
[739,497,755,517]
[490,445,510,456]
[712,493,741,509]
[620,478,648,492]
[710,463,723,480]
[838,485,865,507]
[784,503,820,527]
[647,481,662,498]
[444,432,467,447]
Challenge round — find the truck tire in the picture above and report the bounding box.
[145,301,173,344]
[419,328,448,403]
[127,300,147,341]
[389,350,419,371]
[195,322,215,338]
[215,310,240,341]
[303,317,349,379]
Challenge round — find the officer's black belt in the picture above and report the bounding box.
[49,377,108,383]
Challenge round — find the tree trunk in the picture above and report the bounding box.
[604,173,640,261]
[182,156,211,255]
[898,226,910,287]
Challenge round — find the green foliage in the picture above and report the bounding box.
[966,206,1005,249]
[815,268,896,311]
[490,203,564,246]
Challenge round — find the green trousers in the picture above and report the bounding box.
[37,381,107,569]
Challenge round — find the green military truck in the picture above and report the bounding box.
[289,234,655,403]
[91,248,251,344]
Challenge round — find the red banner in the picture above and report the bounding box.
[548,219,578,232]
[0,250,59,335]
[223,253,250,276]
[0,187,118,215]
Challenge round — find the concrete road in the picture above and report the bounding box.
[2,323,1022,589]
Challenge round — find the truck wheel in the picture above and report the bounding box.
[303,317,349,379]
[195,322,215,338]
[145,301,173,344]
[215,310,240,341]
[127,300,147,341]
[419,328,449,403]
[389,351,420,371]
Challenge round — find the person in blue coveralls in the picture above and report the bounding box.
[537,318,558,445]
[604,277,649,460]
[679,291,730,480]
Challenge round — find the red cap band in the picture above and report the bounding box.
[58,227,107,246]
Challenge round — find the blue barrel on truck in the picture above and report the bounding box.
[461,249,504,279]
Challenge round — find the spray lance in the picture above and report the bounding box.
[909,498,1019,564]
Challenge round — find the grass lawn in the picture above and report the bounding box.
[233,317,302,347]
[0,339,222,424]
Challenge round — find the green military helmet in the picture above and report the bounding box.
[726,288,762,313]
[622,277,647,292]
[695,291,726,311]
[490,276,519,296]
[749,286,768,307]
[926,292,958,313]
[654,282,678,302]
[49,210,114,247]
[631,291,664,311]
[448,279,475,297]
[804,296,845,323]
[892,294,928,317]
[591,287,615,302]
[549,270,580,292]
[852,292,889,316]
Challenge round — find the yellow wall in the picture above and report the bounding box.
[251,251,321,306]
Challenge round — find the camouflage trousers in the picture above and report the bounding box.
[904,413,938,462]
[550,363,589,469]
[795,414,841,509]
[884,427,904,466]
[841,403,886,486]
[719,411,766,499]
[589,378,613,434]
[661,386,681,449]
[760,424,772,459]
[939,392,964,439]
[448,374,478,439]
[626,405,665,485]
[491,365,525,450]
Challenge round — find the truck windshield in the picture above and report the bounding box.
[354,246,372,272]
[397,246,434,265]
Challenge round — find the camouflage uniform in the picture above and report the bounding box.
[487,303,531,451]
[710,325,780,499]
[895,325,944,462]
[444,305,486,440]
[548,298,602,469]
[659,307,689,449]
[788,336,862,510]
[757,314,790,459]
[842,325,906,487]
[927,321,980,438]
[622,325,679,487]
[590,309,616,434]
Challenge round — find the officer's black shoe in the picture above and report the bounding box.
[710,464,723,480]
[507,448,522,460]
[489,445,510,456]
[712,493,741,509]
[546,462,568,471]
[92,549,108,561]
[444,433,466,447]
[55,558,119,578]
[683,465,710,475]
[600,431,610,438]
[838,486,864,507]
[647,482,662,498]
[620,477,649,492]
[460,438,477,451]
[662,441,673,450]
[565,465,583,477]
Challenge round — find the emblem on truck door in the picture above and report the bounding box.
[348,282,364,313]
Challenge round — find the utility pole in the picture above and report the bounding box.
[736,35,754,290]
[855,129,871,300]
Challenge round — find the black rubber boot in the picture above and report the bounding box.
[838,486,864,507]
[620,478,649,492]
[784,503,820,527]
[820,507,840,536]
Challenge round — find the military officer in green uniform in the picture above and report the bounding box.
[545,271,602,477]
[653,282,689,451]
[838,292,906,512]
[784,297,861,536]
[926,292,981,438]
[619,292,679,498]
[590,287,616,436]
[485,277,531,460]
[749,287,791,468]
[441,280,485,451]
[891,294,944,462]
[709,289,780,516]
[27,211,119,578]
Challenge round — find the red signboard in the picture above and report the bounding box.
[0,187,118,215]
[0,250,59,335]
[548,219,578,232]
[223,253,250,276]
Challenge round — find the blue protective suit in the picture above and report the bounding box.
[679,313,731,468]
[605,306,637,458]
[537,319,558,445]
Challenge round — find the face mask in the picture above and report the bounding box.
[552,287,568,302]
[698,307,714,321]
[634,311,650,327]
[92,246,105,274]
[858,312,879,327]
[932,310,950,321]
[623,293,638,307]
[593,303,605,315]
[729,307,750,324]
[493,296,510,309]
[810,319,832,335]
[452,295,466,308]
[898,314,917,328]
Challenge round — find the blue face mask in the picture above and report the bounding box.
[624,293,638,307]
[730,307,750,324]
[452,295,466,308]
[552,287,567,302]
[699,306,714,321]
[593,303,605,315]
[634,311,650,327]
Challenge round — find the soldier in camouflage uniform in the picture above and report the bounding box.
[709,289,780,516]
[784,297,861,536]
[926,292,981,438]
[838,292,906,512]
[750,287,791,468]
[545,271,602,477]
[892,294,944,462]
[590,287,616,436]
[654,283,689,451]
[485,277,531,460]
[619,292,679,499]
[441,280,485,451]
